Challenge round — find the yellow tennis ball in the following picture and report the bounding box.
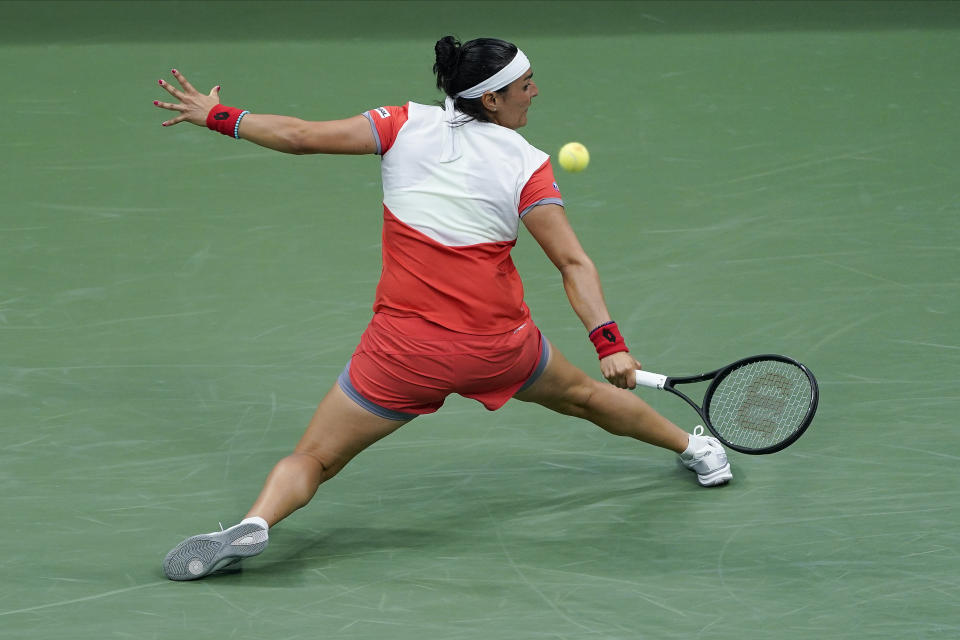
[558,142,590,173]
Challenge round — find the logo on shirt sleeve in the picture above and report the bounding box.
[552,181,560,192]
[375,107,390,119]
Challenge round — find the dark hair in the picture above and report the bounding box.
[433,36,519,123]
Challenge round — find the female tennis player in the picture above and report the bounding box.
[154,36,733,581]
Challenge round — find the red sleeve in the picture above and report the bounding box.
[518,159,564,217]
[362,104,409,155]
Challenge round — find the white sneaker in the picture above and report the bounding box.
[679,426,732,487]
[163,520,268,581]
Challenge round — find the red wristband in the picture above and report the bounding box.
[589,321,629,359]
[206,104,247,138]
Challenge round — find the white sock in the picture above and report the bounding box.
[680,434,700,459]
[240,516,269,530]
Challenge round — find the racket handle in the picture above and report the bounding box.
[635,370,667,389]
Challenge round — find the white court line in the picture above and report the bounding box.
[706,145,895,186]
[881,444,960,461]
[810,310,889,353]
[0,581,166,617]
[821,259,908,288]
[890,339,960,351]
[74,310,220,328]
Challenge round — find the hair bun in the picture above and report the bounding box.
[433,35,462,91]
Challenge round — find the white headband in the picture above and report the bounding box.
[454,49,530,99]
[440,49,530,163]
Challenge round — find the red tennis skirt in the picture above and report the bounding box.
[338,313,550,420]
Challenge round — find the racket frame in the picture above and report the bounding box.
[635,354,819,455]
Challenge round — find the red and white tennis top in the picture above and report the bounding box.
[362,102,564,335]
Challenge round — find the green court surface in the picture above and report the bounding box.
[2,1,958,638]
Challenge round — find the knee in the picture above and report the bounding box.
[286,450,342,483]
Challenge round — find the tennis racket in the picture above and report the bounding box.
[634,354,819,454]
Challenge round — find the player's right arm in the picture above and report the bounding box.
[523,203,640,389]
[154,69,376,155]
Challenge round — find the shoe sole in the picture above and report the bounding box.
[163,523,268,581]
[695,463,732,487]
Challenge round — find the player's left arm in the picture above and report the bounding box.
[232,113,376,155]
[522,204,640,388]
[154,69,376,155]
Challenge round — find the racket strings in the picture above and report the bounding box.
[707,360,812,449]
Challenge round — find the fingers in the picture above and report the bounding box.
[158,77,183,101]
[154,69,220,128]
[602,367,630,389]
[153,98,187,126]
[152,98,189,126]
[153,69,220,127]
[161,113,190,127]
[600,353,639,389]
[153,99,186,112]
[170,68,197,94]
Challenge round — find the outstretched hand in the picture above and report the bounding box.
[154,69,221,128]
[600,351,641,389]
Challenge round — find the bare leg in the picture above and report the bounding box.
[513,342,689,453]
[245,383,410,526]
